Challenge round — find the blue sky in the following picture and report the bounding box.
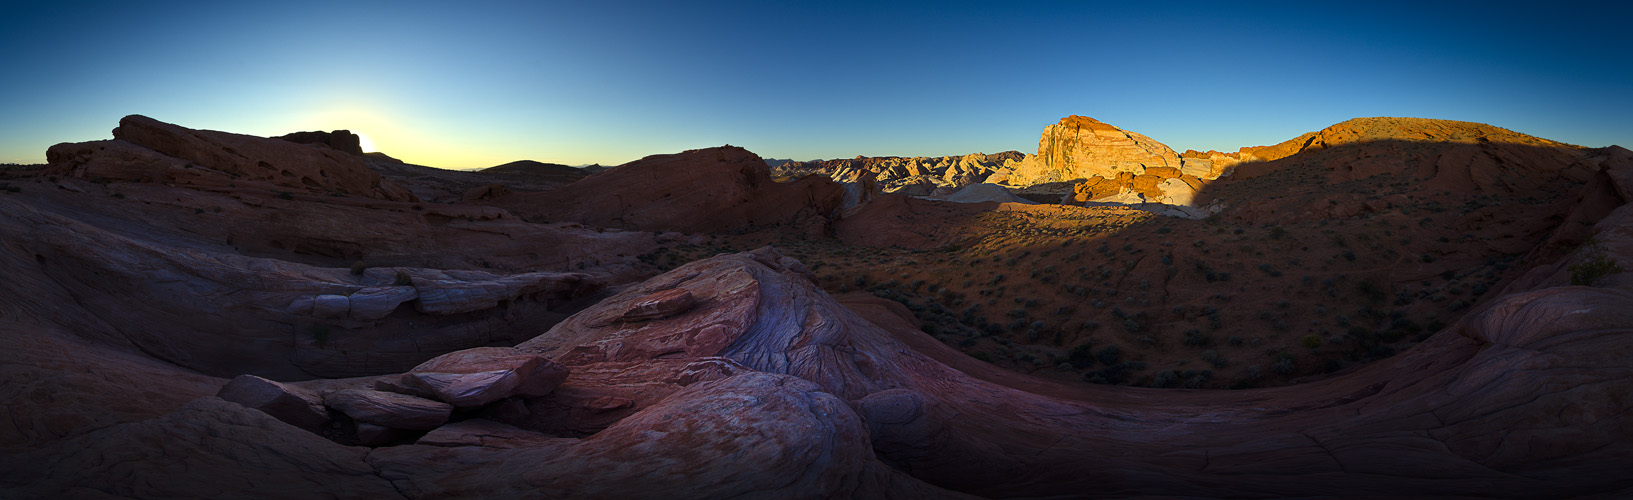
[2,1,1629,168]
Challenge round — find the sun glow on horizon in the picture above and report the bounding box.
[354,132,377,153]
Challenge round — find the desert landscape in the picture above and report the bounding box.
[3,2,1630,498]
[1,111,1630,498]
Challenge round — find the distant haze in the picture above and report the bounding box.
[1,1,1628,168]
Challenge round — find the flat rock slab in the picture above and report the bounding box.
[216,374,328,431]
[323,389,451,430]
[403,347,569,408]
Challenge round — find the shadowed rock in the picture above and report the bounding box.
[400,347,569,408]
[216,374,329,431]
[323,389,451,430]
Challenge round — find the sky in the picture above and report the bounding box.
[2,1,1629,169]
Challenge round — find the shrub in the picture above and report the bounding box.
[1097,345,1122,365]
[1202,349,1228,368]
[394,271,413,286]
[1301,334,1323,349]
[1570,254,1624,286]
[1182,329,1212,347]
[350,261,368,275]
[1272,353,1296,375]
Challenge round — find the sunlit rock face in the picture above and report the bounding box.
[773,151,1024,196]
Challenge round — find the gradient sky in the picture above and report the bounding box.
[3,1,1629,169]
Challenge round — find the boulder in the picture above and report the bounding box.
[1143,166,1182,178]
[1158,178,1198,206]
[401,347,569,408]
[323,389,451,430]
[215,374,329,431]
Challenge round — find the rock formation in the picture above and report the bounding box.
[274,130,366,156]
[46,115,416,201]
[496,146,844,234]
[981,116,1235,209]
[772,151,1023,196]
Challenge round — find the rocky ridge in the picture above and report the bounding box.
[772,151,1024,196]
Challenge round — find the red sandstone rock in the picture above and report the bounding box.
[323,389,451,430]
[619,288,696,322]
[401,347,569,407]
[47,115,415,201]
[273,130,365,156]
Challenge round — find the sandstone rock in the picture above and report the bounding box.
[311,294,350,319]
[413,272,582,316]
[44,139,181,184]
[1000,115,1181,186]
[0,397,403,499]
[273,130,364,156]
[46,115,415,201]
[772,151,1020,196]
[323,389,451,430]
[1143,165,1182,178]
[216,374,329,431]
[496,146,843,234]
[402,347,569,407]
[415,418,567,448]
[345,286,417,320]
[939,183,1034,204]
[620,288,696,322]
[461,183,511,201]
[1158,178,1198,206]
[354,422,406,447]
[836,169,879,213]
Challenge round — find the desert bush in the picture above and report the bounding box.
[1202,349,1228,368]
[1272,353,1296,375]
[1301,334,1323,349]
[350,261,368,275]
[1182,329,1212,347]
[1570,253,1624,286]
[394,272,413,286]
[1096,345,1122,365]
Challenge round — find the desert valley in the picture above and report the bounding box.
[1,112,1631,499]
